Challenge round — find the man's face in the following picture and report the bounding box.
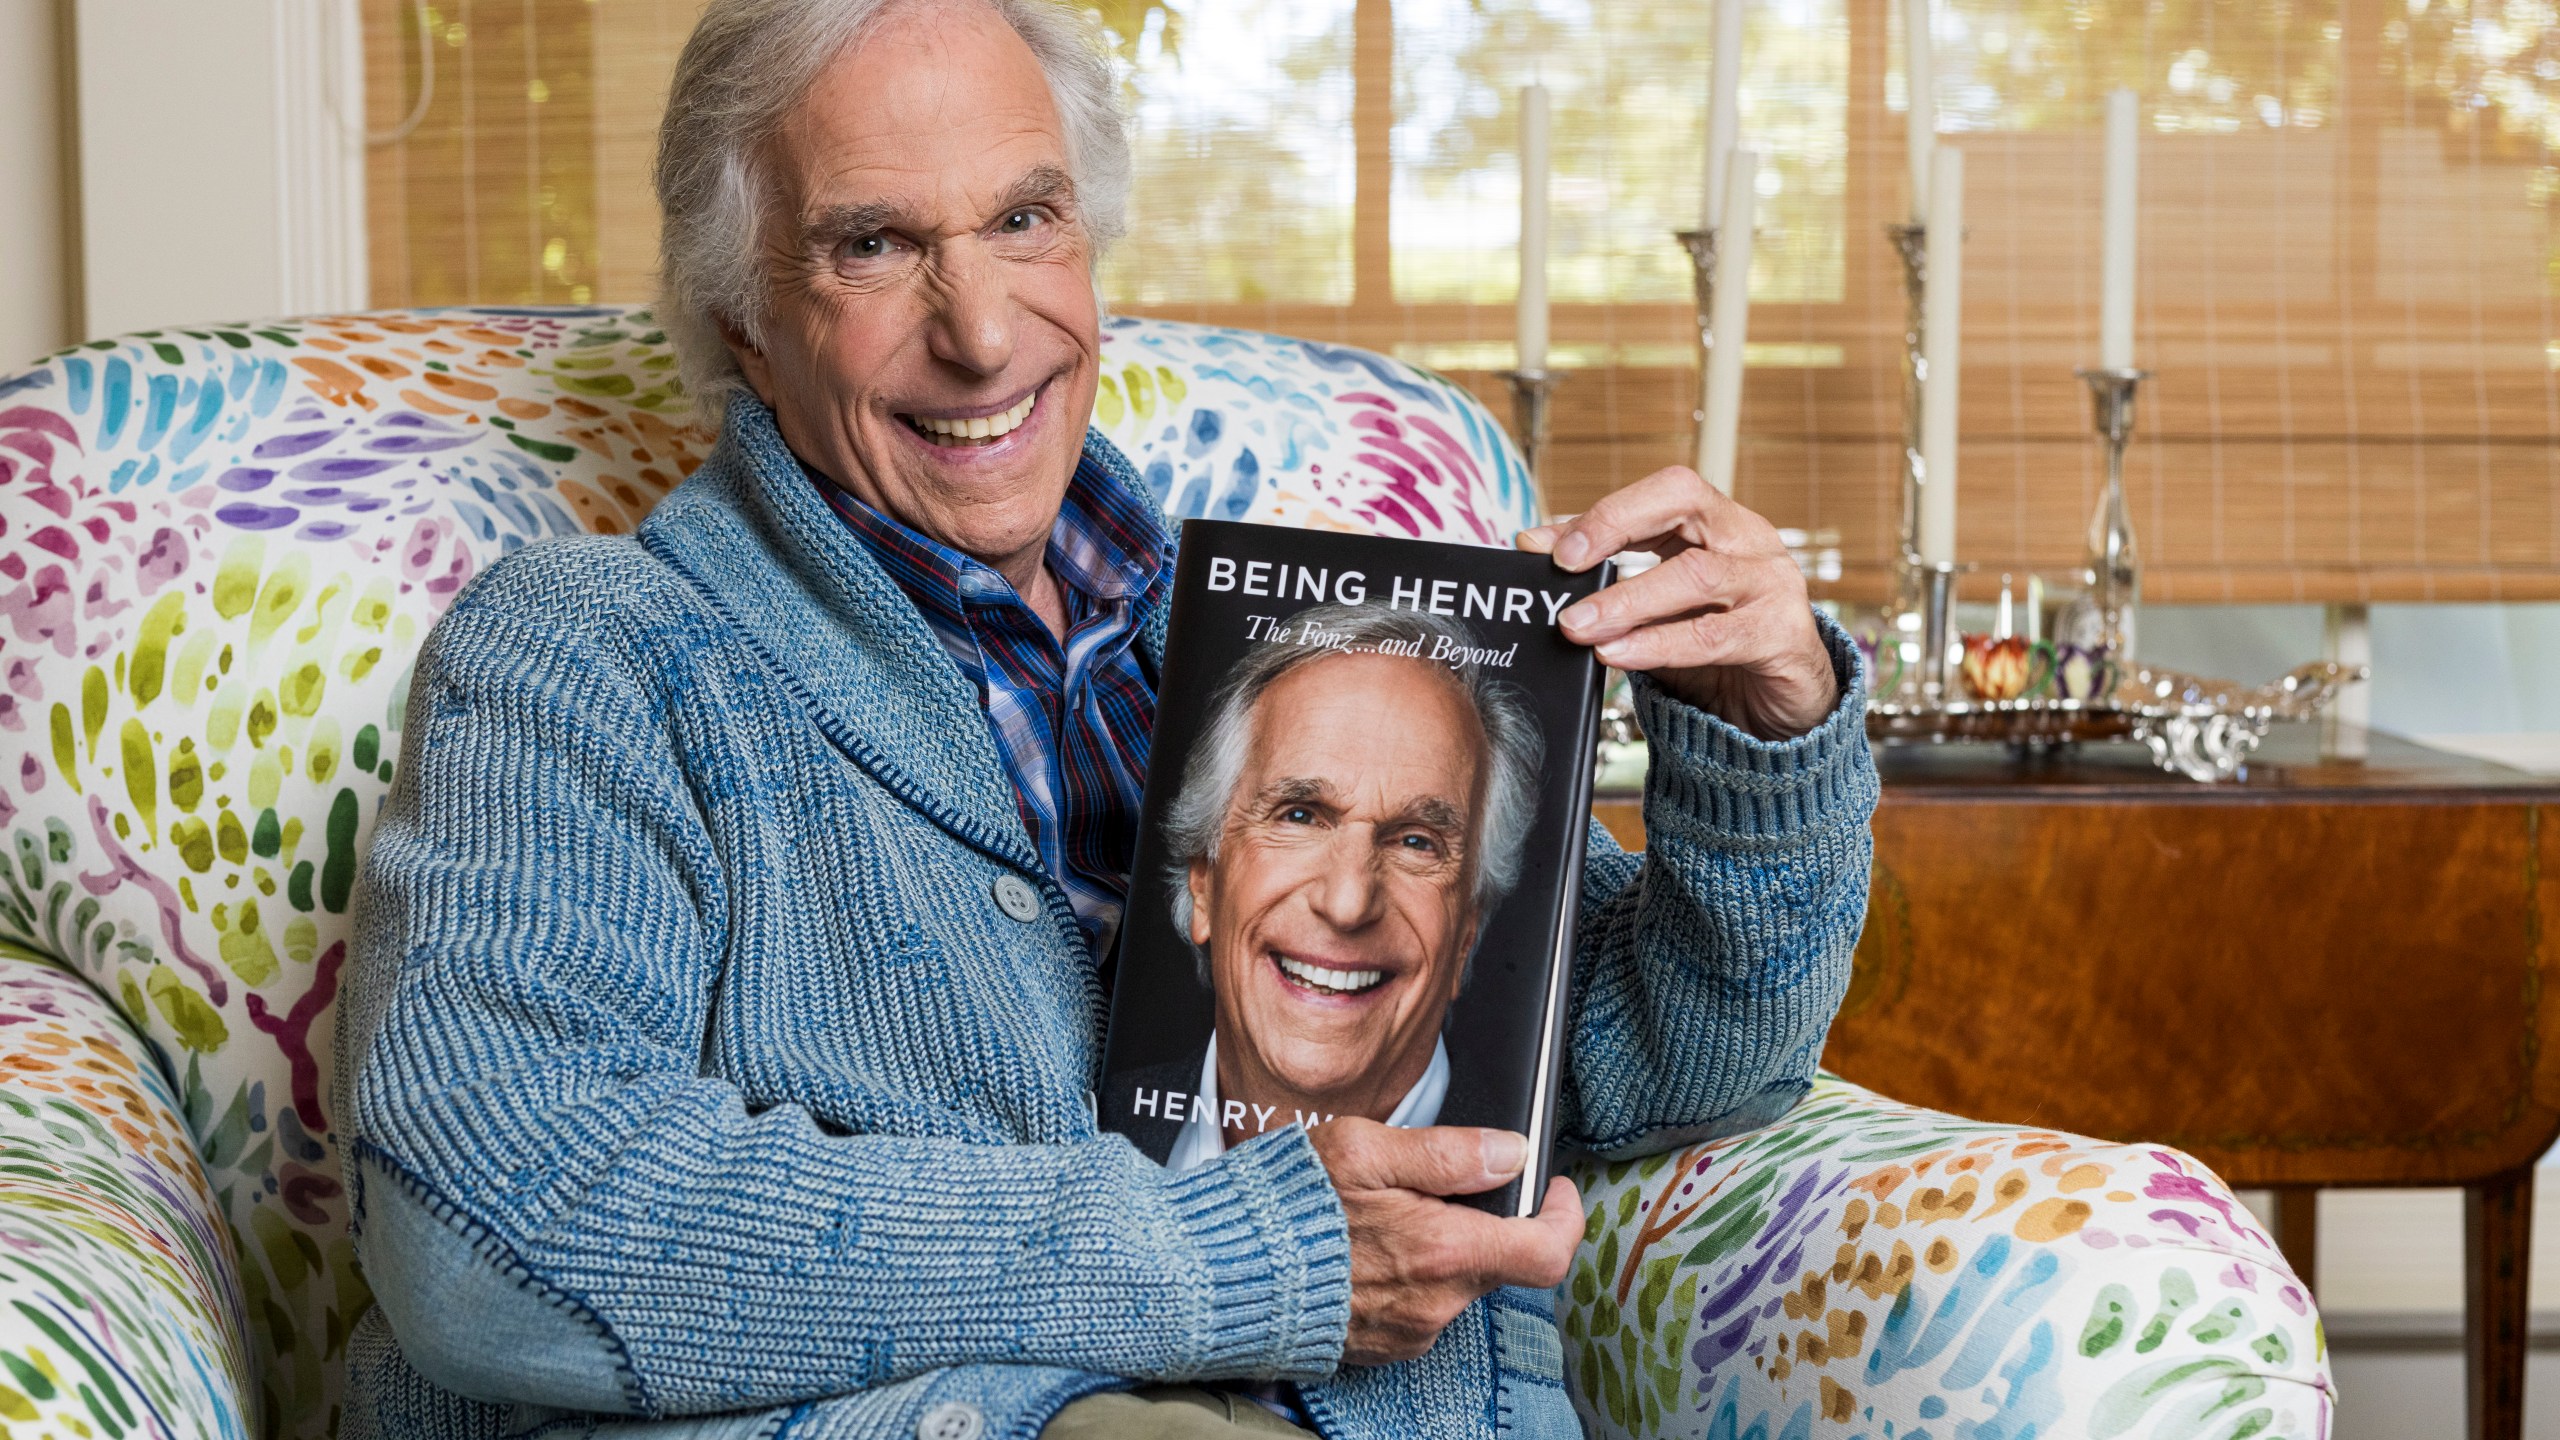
[729,0,1101,568]
[1189,654,1488,1127]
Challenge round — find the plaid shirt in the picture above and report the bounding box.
[814,449,1166,954]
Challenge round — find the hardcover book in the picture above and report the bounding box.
[1099,518,1610,1218]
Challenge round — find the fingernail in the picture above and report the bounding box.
[1482,1130,1528,1176]
[1560,602,1597,631]
[1596,640,1630,664]
[1555,532,1592,569]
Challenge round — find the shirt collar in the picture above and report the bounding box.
[1165,1033,1452,1172]
[811,435,1169,622]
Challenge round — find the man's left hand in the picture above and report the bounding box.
[1518,465,1839,742]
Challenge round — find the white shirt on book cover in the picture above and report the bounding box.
[1166,1032,1451,1172]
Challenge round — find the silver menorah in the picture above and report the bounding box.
[2074,366,2149,660]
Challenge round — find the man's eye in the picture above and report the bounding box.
[1000,209,1044,233]
[1279,805,1316,825]
[1395,832,1442,856]
[843,235,890,261]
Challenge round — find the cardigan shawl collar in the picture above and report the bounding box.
[634,395,1176,881]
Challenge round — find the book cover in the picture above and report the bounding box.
[1099,518,1609,1218]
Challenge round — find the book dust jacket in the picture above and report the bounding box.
[1100,518,1609,1217]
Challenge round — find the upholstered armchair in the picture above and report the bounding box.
[0,309,2330,1439]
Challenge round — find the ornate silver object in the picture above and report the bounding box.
[1493,368,1563,519]
[2076,366,2149,659]
[1886,222,1929,622]
[1866,660,2369,782]
[1917,560,1962,701]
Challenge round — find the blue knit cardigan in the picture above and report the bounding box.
[334,397,1879,1440]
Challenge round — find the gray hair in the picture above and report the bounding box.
[1163,603,1545,984]
[655,0,1132,427]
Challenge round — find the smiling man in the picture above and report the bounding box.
[337,0,1877,1437]
[1141,605,1542,1167]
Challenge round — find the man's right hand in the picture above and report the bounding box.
[1307,1121,1585,1366]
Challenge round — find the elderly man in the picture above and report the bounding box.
[1125,605,1544,1168]
[336,0,1875,1437]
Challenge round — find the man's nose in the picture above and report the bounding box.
[1307,829,1388,931]
[925,240,1016,379]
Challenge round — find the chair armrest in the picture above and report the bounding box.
[0,946,254,1439]
[1562,1075,2333,1438]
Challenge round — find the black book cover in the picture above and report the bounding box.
[1100,518,1609,1218]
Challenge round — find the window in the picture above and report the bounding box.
[364,0,2560,600]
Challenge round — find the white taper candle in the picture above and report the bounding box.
[1917,146,1964,564]
[2100,89,2139,370]
[1518,83,1552,374]
[1697,152,1758,494]
[1702,0,1744,230]
[1903,0,1935,224]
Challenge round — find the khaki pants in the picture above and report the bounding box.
[1043,1386,1316,1438]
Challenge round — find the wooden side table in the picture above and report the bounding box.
[1594,726,2560,1440]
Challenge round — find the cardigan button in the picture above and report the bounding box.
[917,1400,984,1440]
[992,874,1043,923]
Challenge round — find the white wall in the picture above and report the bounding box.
[73,2,288,336]
[66,0,364,340]
[2141,603,2560,771]
[0,0,70,368]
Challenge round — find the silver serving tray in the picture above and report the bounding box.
[1867,661,2366,781]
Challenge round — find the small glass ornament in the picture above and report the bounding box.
[2048,642,2114,702]
[1853,622,1906,697]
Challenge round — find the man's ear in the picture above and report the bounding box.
[1186,857,1215,947]
[718,314,779,407]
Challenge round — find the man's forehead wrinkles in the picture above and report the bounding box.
[782,95,1062,175]
[796,110,1054,166]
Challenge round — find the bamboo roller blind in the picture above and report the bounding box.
[364,0,2560,603]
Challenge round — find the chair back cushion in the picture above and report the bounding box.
[0,306,1534,1440]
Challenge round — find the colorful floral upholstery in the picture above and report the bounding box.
[0,307,2325,1440]
[0,945,251,1440]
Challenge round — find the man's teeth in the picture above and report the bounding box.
[910,390,1037,443]
[1278,956,1385,995]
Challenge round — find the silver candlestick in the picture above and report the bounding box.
[1674,227,1721,452]
[1885,222,1930,624]
[1917,559,1967,701]
[2075,366,2149,660]
[1494,369,1564,519]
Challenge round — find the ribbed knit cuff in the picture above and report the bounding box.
[1633,609,1875,842]
[1159,1124,1352,1380]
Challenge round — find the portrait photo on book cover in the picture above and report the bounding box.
[1102,586,1596,1190]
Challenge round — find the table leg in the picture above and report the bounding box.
[2269,1186,2319,1296]
[2466,1166,2533,1440]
